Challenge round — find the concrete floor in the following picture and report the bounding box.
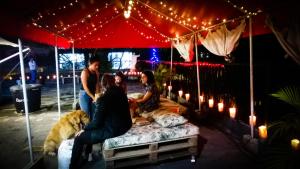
[0,82,256,169]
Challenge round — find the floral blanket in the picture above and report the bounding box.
[103,122,199,149]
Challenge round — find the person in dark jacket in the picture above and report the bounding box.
[69,74,132,169]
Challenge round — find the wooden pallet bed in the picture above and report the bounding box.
[102,122,199,168]
[103,135,198,168]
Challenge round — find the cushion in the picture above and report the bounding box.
[127,92,144,99]
[103,122,199,149]
[152,110,188,127]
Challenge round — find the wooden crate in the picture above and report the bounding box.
[103,135,198,168]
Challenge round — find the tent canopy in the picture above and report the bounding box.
[0,0,285,48]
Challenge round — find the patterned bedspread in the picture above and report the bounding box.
[103,122,199,149]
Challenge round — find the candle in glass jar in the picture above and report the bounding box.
[218,102,224,112]
[209,98,214,108]
[229,107,236,119]
[178,90,183,98]
[291,139,299,150]
[199,95,204,102]
[185,93,190,101]
[249,115,256,126]
[258,125,268,139]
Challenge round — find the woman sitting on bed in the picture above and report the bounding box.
[129,70,160,118]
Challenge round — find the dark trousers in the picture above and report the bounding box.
[69,130,107,169]
[69,131,94,169]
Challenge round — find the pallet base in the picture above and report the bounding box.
[103,135,198,168]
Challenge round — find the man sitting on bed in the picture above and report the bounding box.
[129,70,160,120]
[69,74,132,169]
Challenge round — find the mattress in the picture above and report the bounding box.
[103,122,199,149]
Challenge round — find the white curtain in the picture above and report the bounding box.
[0,37,18,47]
[172,35,195,62]
[198,19,246,57]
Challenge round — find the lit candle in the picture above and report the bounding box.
[168,85,172,99]
[199,95,204,102]
[53,75,57,79]
[163,83,167,87]
[168,85,172,91]
[185,93,190,101]
[47,75,50,79]
[258,125,268,139]
[26,76,30,80]
[209,98,214,108]
[229,107,236,119]
[218,102,224,112]
[291,139,300,150]
[178,90,183,98]
[249,115,256,126]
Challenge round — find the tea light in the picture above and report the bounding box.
[218,102,224,112]
[178,90,183,98]
[208,98,214,108]
[258,125,267,139]
[185,93,190,101]
[229,107,236,119]
[249,115,256,126]
[291,139,299,150]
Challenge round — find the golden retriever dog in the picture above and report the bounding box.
[43,110,90,156]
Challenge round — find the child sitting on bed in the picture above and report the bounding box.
[129,70,160,121]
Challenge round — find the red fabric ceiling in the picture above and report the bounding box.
[0,0,272,48]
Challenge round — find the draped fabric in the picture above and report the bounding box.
[0,37,18,47]
[198,19,246,57]
[266,15,300,65]
[172,35,195,62]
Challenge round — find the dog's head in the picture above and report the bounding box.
[68,110,90,126]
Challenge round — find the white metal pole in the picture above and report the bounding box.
[169,43,173,98]
[18,38,34,163]
[72,43,76,106]
[0,48,30,64]
[195,35,201,111]
[55,45,61,118]
[249,16,254,139]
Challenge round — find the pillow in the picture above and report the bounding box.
[127,92,144,99]
[152,110,188,128]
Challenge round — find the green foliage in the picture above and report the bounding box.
[268,86,300,142]
[262,86,300,169]
[271,86,300,111]
[154,64,170,93]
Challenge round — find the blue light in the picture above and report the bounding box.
[150,48,159,63]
